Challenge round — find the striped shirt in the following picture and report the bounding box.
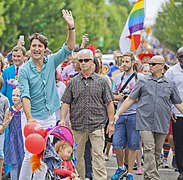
[61,72,113,132]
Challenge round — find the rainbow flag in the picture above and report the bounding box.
[119,0,145,53]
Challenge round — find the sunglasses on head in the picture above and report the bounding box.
[78,59,92,63]
[149,63,162,66]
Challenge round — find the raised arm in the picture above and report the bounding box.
[62,9,75,50]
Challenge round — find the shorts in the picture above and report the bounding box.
[0,132,5,159]
[112,114,140,150]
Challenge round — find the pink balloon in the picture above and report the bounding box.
[25,133,45,154]
[24,120,45,138]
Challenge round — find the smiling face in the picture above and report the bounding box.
[12,50,25,67]
[12,89,21,105]
[30,39,46,62]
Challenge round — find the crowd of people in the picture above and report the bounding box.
[0,9,183,180]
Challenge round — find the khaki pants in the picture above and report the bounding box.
[73,129,107,180]
[141,131,166,180]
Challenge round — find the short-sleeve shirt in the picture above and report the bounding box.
[165,63,183,117]
[61,73,113,132]
[18,44,72,120]
[0,93,9,124]
[129,75,182,134]
[112,72,144,115]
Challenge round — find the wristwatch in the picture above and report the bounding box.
[109,121,115,125]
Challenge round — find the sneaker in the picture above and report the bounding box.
[133,162,138,170]
[126,173,133,180]
[162,158,169,168]
[135,167,143,175]
[104,154,109,161]
[111,167,127,180]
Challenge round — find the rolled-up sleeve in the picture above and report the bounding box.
[52,43,72,68]
[18,68,30,100]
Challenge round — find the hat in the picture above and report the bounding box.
[138,50,155,60]
[149,55,165,64]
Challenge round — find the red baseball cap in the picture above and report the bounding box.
[138,50,155,61]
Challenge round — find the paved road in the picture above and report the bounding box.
[106,152,179,180]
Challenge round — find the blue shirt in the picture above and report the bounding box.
[18,44,72,120]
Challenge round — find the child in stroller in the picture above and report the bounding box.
[53,140,79,180]
[30,125,80,180]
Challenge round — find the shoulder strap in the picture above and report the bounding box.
[119,72,135,93]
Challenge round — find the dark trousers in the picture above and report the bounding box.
[172,117,183,172]
[84,139,93,179]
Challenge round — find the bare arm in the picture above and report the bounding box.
[59,103,70,126]
[62,9,75,50]
[0,109,13,133]
[106,101,115,138]
[115,96,136,120]
[175,103,183,114]
[22,97,32,122]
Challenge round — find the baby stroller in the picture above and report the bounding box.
[35,125,78,180]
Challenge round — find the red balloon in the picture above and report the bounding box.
[25,133,45,154]
[24,121,45,138]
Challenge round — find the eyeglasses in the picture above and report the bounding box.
[78,59,92,63]
[149,63,163,66]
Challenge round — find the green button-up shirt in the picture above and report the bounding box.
[18,44,72,120]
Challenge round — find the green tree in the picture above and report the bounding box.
[153,0,183,51]
[0,0,129,53]
[0,1,5,37]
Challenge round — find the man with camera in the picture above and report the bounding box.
[111,52,144,180]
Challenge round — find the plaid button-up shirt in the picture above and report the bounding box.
[61,73,113,132]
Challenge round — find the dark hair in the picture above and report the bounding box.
[122,52,135,61]
[12,45,26,56]
[29,33,48,48]
[93,56,100,74]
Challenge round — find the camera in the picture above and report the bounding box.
[122,90,130,100]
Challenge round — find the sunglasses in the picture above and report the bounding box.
[78,59,92,63]
[178,55,183,59]
[149,63,162,66]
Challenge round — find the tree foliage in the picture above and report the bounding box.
[153,0,183,51]
[0,0,130,53]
